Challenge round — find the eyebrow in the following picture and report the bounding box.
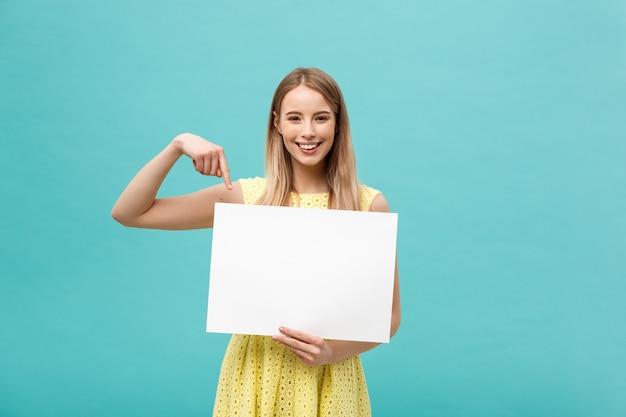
[284,110,332,116]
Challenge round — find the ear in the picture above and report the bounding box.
[273,111,282,134]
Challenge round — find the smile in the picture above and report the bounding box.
[298,142,321,150]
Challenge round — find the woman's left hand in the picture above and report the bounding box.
[272,327,334,366]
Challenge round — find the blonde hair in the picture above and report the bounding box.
[256,68,360,210]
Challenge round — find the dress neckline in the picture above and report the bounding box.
[291,191,329,196]
[289,192,329,208]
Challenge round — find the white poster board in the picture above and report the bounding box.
[206,203,397,343]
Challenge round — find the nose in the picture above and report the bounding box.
[301,120,315,138]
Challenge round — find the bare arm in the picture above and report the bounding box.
[273,193,402,365]
[111,133,243,230]
[369,193,402,339]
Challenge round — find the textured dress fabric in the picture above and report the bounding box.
[212,177,381,417]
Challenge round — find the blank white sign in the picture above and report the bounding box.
[206,203,398,343]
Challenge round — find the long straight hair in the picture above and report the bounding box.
[256,68,360,210]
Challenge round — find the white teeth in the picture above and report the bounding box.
[299,143,318,150]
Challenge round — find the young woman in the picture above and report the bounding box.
[112,67,401,416]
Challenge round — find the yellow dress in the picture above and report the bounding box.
[212,177,381,417]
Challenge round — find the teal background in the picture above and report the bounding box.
[1,0,624,416]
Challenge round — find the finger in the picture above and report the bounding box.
[202,154,212,175]
[193,158,203,173]
[277,329,322,354]
[273,334,314,360]
[279,327,315,344]
[218,152,232,189]
[288,347,313,364]
[209,153,220,176]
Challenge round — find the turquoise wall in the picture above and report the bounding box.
[1,1,624,416]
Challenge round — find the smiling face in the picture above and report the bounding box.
[274,85,337,174]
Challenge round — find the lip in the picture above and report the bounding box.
[297,142,321,154]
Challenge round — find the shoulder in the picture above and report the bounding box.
[239,177,266,204]
[358,184,388,212]
[369,192,391,212]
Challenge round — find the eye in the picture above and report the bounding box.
[316,115,330,121]
[287,116,300,121]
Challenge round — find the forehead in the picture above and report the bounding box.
[281,85,332,113]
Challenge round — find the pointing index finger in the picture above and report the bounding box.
[219,152,232,189]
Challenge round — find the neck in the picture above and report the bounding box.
[291,163,329,194]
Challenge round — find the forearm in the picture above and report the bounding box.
[111,141,182,225]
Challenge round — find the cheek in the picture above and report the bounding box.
[279,124,296,137]
[320,121,337,136]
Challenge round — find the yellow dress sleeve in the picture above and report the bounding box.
[238,177,267,205]
[358,184,381,211]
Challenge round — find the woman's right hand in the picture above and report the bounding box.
[112,133,240,229]
[173,133,232,189]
